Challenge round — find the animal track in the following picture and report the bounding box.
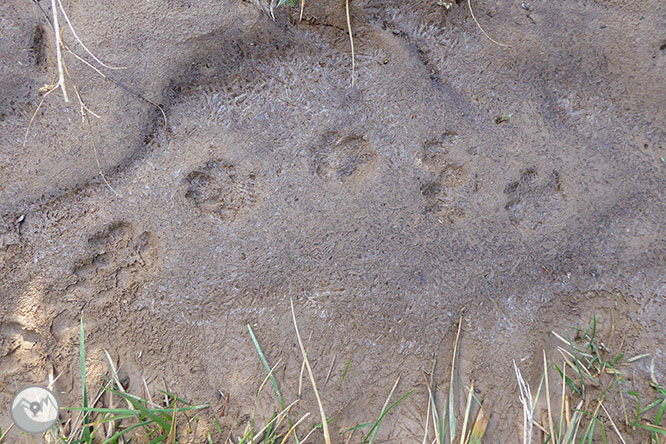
[504,167,563,229]
[418,133,476,223]
[71,222,159,294]
[420,131,459,169]
[0,321,40,358]
[420,163,473,222]
[30,25,47,68]
[311,132,378,183]
[185,160,258,221]
[0,320,45,377]
[0,213,22,250]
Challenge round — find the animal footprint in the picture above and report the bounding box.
[0,320,44,377]
[311,132,378,183]
[420,163,472,223]
[71,222,158,293]
[504,167,563,229]
[420,131,459,170]
[0,213,22,250]
[185,160,257,221]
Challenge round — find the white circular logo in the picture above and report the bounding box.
[10,386,59,433]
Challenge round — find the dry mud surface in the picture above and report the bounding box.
[1,0,665,441]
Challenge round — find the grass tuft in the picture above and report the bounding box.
[40,319,210,443]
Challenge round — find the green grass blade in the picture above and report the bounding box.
[247,324,285,406]
[237,426,254,444]
[567,333,587,399]
[247,324,299,443]
[427,386,444,444]
[265,411,278,441]
[65,404,208,415]
[313,418,335,429]
[344,422,373,433]
[654,398,666,425]
[337,359,351,391]
[108,389,171,431]
[362,391,414,443]
[159,390,191,405]
[554,362,581,396]
[80,318,92,443]
[640,398,664,415]
[147,434,168,444]
[366,376,400,444]
[102,420,154,444]
[448,388,455,444]
[632,423,666,435]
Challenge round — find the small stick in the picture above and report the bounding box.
[57,0,126,70]
[50,0,68,102]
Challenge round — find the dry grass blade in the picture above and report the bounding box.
[422,388,431,444]
[459,383,474,444]
[61,39,106,79]
[300,424,319,444]
[514,360,534,444]
[166,401,178,444]
[467,0,510,47]
[290,298,331,444]
[253,399,300,440]
[298,354,306,398]
[556,347,594,382]
[449,317,463,444]
[427,385,441,444]
[76,85,120,197]
[257,358,283,400]
[324,352,337,386]
[23,85,57,148]
[0,423,14,443]
[600,401,627,444]
[345,0,355,86]
[561,400,583,444]
[543,351,555,443]
[56,0,126,70]
[466,405,489,444]
[278,412,311,444]
[299,0,305,22]
[552,331,569,346]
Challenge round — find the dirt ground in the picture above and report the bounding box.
[1,0,665,442]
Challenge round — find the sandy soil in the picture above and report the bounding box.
[1,0,665,442]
